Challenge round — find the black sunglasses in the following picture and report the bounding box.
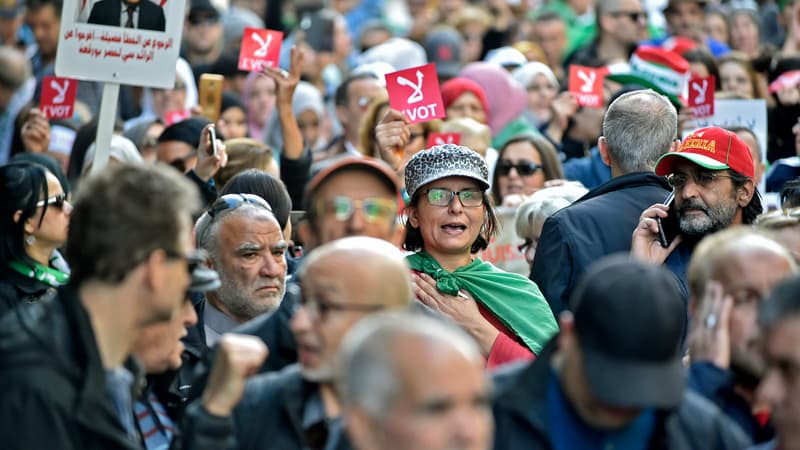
[36,193,68,209]
[497,160,542,177]
[208,193,273,219]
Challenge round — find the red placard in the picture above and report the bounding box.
[385,63,445,124]
[40,76,77,119]
[164,109,191,126]
[688,75,715,118]
[238,28,283,72]
[427,132,461,148]
[568,65,604,107]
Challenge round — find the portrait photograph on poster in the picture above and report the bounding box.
[55,0,185,87]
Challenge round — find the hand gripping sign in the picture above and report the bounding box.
[688,75,715,118]
[568,65,604,107]
[40,76,78,119]
[427,132,461,148]
[385,63,445,124]
[239,28,283,71]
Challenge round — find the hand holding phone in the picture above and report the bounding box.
[207,125,218,156]
[656,191,681,248]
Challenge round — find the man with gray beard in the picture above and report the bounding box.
[632,126,762,301]
[194,193,288,346]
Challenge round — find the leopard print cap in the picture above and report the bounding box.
[404,144,490,198]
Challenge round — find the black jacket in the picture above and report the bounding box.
[179,364,352,450]
[87,0,166,31]
[492,340,752,450]
[0,266,57,317]
[0,284,141,450]
[530,172,671,314]
[233,281,299,374]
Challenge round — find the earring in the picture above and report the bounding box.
[25,235,35,246]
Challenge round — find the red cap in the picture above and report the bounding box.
[654,126,755,178]
[304,156,400,207]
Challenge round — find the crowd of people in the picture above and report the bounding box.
[3,0,800,448]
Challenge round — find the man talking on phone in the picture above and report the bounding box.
[632,126,761,302]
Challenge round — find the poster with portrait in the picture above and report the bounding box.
[55,0,185,87]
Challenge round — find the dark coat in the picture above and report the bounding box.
[0,284,141,450]
[179,364,352,450]
[530,172,671,315]
[492,340,752,450]
[0,265,57,317]
[233,281,299,374]
[87,0,166,32]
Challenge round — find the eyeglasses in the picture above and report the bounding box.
[36,193,68,209]
[165,248,208,275]
[424,188,484,207]
[609,10,647,22]
[755,207,800,228]
[517,238,535,254]
[208,193,273,220]
[188,15,219,26]
[298,292,385,321]
[497,160,542,177]
[168,152,196,173]
[666,171,734,189]
[324,196,397,223]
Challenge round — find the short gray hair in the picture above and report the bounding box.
[514,183,588,238]
[337,311,483,419]
[195,204,276,264]
[602,89,677,174]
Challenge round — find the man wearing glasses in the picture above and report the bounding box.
[566,0,648,68]
[632,126,761,301]
[233,156,404,373]
[0,164,202,449]
[181,237,414,450]
[684,227,796,445]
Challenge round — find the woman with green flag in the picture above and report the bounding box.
[0,161,71,316]
[403,143,558,369]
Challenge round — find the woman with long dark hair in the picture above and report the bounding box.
[0,162,72,315]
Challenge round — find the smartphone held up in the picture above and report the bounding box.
[656,191,681,248]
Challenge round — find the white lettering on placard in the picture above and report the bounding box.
[252,32,273,57]
[577,93,600,107]
[692,104,712,116]
[45,105,72,117]
[404,104,438,121]
[692,79,708,104]
[397,70,425,104]
[577,70,596,93]
[241,58,274,71]
[51,80,69,103]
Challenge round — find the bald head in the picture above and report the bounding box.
[0,47,30,110]
[688,227,797,300]
[301,236,412,308]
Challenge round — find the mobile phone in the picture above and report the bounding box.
[199,73,224,122]
[656,191,681,248]
[207,125,218,156]
[300,10,334,53]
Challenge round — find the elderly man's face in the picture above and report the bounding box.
[670,160,747,236]
[134,297,198,373]
[713,249,795,380]
[758,317,800,447]
[354,338,493,450]
[291,252,383,382]
[308,170,399,248]
[212,211,287,322]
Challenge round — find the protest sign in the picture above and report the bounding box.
[385,63,445,124]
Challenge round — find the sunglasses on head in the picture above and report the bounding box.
[36,193,68,209]
[325,196,397,223]
[497,160,542,177]
[208,193,273,220]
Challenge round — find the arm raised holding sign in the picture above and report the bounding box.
[261,46,310,207]
[374,109,411,170]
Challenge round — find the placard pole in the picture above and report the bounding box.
[90,82,120,175]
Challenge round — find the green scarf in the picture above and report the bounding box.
[407,251,558,354]
[9,260,70,288]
